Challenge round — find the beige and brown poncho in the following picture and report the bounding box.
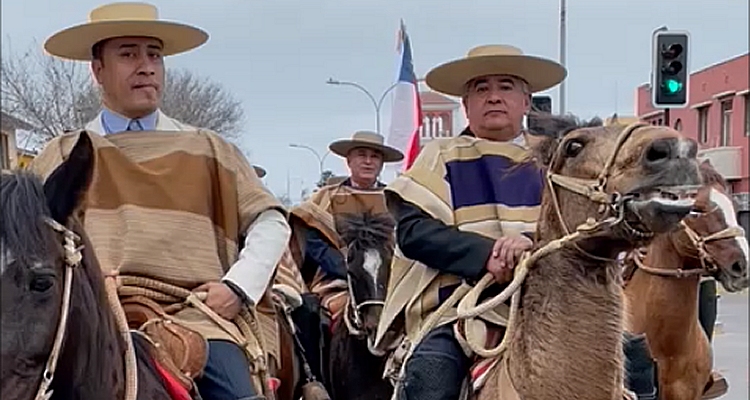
[30,129,285,372]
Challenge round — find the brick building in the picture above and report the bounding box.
[1,112,34,169]
[418,90,462,144]
[634,52,749,236]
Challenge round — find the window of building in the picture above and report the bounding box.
[745,94,749,137]
[697,106,709,144]
[674,118,682,131]
[0,132,9,169]
[720,100,732,146]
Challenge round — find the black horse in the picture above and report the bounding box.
[0,134,172,400]
[328,211,396,400]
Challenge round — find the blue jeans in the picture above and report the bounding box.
[195,340,262,400]
[399,324,470,400]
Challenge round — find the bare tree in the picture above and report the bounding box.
[1,40,245,140]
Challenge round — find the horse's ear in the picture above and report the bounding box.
[43,132,95,224]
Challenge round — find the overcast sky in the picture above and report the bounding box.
[2,0,748,199]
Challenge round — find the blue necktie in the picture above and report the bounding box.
[127,119,143,131]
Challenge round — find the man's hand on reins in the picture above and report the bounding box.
[486,235,533,284]
[194,282,242,320]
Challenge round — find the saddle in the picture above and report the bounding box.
[121,296,209,391]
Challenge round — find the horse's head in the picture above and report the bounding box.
[532,113,702,257]
[675,161,748,292]
[1,133,96,399]
[335,211,395,347]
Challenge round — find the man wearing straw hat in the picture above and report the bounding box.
[285,131,402,349]
[371,45,659,400]
[31,3,289,399]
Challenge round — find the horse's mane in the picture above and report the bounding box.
[335,212,395,251]
[0,170,132,397]
[0,171,56,265]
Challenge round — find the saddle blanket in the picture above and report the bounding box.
[470,357,500,392]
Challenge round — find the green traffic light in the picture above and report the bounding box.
[663,79,683,94]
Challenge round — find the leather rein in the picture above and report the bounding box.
[34,218,84,400]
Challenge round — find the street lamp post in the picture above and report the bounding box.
[326,78,401,134]
[288,143,330,175]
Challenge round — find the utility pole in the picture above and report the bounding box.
[559,0,567,115]
[326,78,400,134]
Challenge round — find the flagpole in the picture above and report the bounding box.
[559,0,567,115]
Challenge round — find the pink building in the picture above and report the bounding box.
[635,53,749,233]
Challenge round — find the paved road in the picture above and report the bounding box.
[713,291,748,400]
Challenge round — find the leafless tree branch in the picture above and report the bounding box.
[1,39,245,140]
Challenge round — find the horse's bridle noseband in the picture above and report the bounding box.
[544,122,652,260]
[630,215,745,279]
[34,218,83,400]
[343,242,385,339]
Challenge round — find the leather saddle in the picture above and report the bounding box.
[121,296,209,391]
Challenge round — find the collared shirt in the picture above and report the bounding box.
[341,177,386,190]
[459,127,528,148]
[100,108,158,134]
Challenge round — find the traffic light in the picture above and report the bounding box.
[652,30,690,107]
[532,95,552,113]
[528,95,552,134]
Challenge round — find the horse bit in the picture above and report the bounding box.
[34,218,83,400]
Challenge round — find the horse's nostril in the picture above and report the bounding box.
[730,261,747,276]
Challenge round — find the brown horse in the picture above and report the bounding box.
[0,134,171,399]
[623,161,749,400]
[460,116,704,400]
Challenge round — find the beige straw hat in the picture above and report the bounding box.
[425,44,567,96]
[44,2,208,61]
[329,131,404,163]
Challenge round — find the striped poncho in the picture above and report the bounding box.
[374,133,544,349]
[29,129,285,364]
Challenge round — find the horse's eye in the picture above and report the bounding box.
[564,139,585,157]
[30,273,55,292]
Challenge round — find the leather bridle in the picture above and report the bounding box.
[543,122,654,260]
[629,213,745,279]
[34,218,83,400]
[342,242,385,338]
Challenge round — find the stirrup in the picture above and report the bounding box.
[702,371,728,400]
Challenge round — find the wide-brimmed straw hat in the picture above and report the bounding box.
[425,44,567,96]
[44,2,209,61]
[253,165,267,178]
[329,131,404,163]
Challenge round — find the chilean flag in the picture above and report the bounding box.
[386,20,423,172]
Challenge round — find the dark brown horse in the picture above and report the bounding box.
[0,134,171,399]
[328,211,396,400]
[624,161,749,400]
